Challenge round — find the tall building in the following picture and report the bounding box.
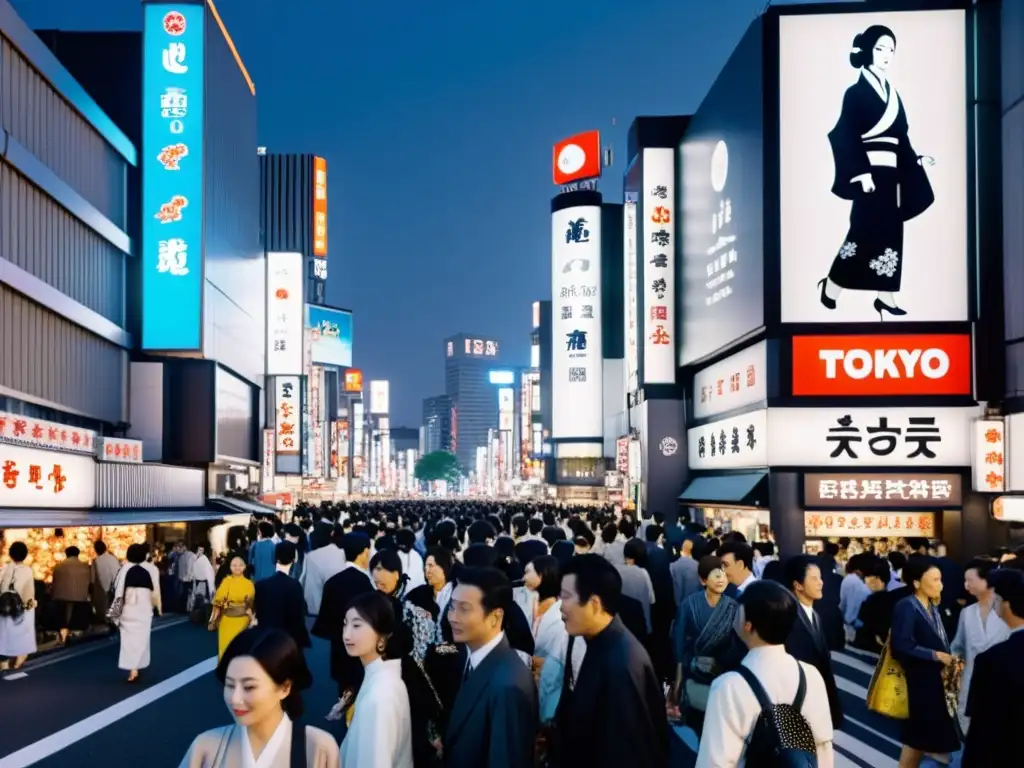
[421,395,453,454]
[444,334,502,470]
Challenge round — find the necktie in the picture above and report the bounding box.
[463,660,473,683]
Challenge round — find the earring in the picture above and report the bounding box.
[376,638,386,654]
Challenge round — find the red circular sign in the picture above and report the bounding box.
[163,11,186,36]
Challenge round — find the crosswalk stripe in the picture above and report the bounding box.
[834,673,869,699]
[844,715,902,749]
[831,651,878,677]
[834,730,898,767]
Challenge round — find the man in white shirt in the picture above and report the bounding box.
[696,580,834,768]
[719,541,758,596]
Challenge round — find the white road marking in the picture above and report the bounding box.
[1,673,28,681]
[834,673,869,700]
[843,715,903,749]
[0,656,216,768]
[834,730,898,767]
[831,650,878,676]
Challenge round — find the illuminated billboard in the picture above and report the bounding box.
[343,369,363,392]
[498,387,515,432]
[266,252,304,375]
[462,338,500,357]
[488,370,515,386]
[273,375,302,475]
[141,4,205,350]
[306,304,353,368]
[312,156,328,257]
[369,380,390,415]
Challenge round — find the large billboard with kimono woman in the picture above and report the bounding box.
[778,9,968,324]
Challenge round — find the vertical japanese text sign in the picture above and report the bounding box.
[641,148,676,384]
[312,157,328,257]
[142,4,205,350]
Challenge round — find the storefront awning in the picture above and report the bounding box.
[208,494,280,517]
[678,472,768,508]
[0,507,244,528]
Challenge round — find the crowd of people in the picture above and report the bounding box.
[4,499,1024,767]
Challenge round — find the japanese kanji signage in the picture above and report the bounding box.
[616,437,630,474]
[274,376,302,475]
[804,473,962,508]
[692,341,767,421]
[804,512,936,539]
[142,3,205,350]
[688,409,768,471]
[312,156,328,257]
[623,195,639,391]
[551,204,603,439]
[1,444,96,508]
[266,252,304,375]
[0,412,96,456]
[261,429,274,493]
[971,420,1005,492]
[95,437,144,464]
[641,148,676,384]
[344,369,363,393]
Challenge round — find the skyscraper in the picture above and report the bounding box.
[421,395,453,454]
[444,334,503,470]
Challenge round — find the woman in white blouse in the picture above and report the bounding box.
[0,542,37,670]
[950,557,1010,735]
[179,627,339,767]
[341,591,414,768]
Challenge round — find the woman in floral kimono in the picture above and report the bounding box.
[818,24,936,319]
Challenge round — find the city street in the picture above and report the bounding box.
[0,616,901,768]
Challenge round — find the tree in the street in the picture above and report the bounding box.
[414,451,461,484]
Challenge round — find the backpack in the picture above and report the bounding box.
[0,567,25,620]
[736,663,818,768]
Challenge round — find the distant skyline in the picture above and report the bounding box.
[11,0,861,424]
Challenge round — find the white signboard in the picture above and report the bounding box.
[688,409,769,470]
[498,387,514,432]
[805,511,936,538]
[778,10,968,324]
[768,407,976,467]
[274,376,301,456]
[0,443,96,508]
[642,148,676,384]
[310,366,324,479]
[551,205,603,439]
[261,429,274,493]
[624,199,639,392]
[266,252,304,375]
[971,419,1004,493]
[692,341,768,421]
[1006,414,1024,491]
[369,380,390,415]
[0,411,97,455]
[95,437,144,464]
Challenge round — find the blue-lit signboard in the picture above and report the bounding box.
[306,304,353,368]
[488,370,515,386]
[141,4,205,350]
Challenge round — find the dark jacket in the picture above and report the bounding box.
[253,571,310,649]
[784,603,843,729]
[311,567,375,694]
[814,554,846,651]
[963,630,1024,768]
[443,636,538,768]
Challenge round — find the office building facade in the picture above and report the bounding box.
[444,333,502,470]
[421,395,453,455]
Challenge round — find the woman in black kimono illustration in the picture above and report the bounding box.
[817,25,936,319]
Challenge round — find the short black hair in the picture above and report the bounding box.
[561,554,622,616]
[454,566,512,617]
[823,542,840,558]
[528,518,544,536]
[865,557,891,584]
[991,569,1024,619]
[529,555,561,601]
[902,555,939,591]
[217,627,312,719]
[738,580,798,645]
[257,521,275,539]
[425,546,454,580]
[783,555,820,592]
[275,541,297,566]
[126,544,146,564]
[600,524,617,545]
[645,525,663,544]
[94,541,107,555]
[718,541,754,572]
[342,533,370,562]
[396,528,416,552]
[618,519,636,539]
[65,546,80,558]
[468,520,496,545]
[698,555,724,582]
[623,538,647,565]
[965,557,997,582]
[7,542,28,562]
[370,548,403,575]
[887,551,907,572]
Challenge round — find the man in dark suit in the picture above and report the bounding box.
[253,542,310,651]
[783,555,843,729]
[444,567,537,768]
[962,569,1024,768]
[814,543,847,651]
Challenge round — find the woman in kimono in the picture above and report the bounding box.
[890,557,961,767]
[949,557,1009,736]
[341,592,414,768]
[114,544,157,683]
[0,542,37,671]
[179,627,339,768]
[818,24,936,319]
[671,555,739,733]
[209,556,255,659]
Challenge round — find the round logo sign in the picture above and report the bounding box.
[659,437,678,457]
[710,140,729,193]
[163,11,187,36]
[557,143,587,175]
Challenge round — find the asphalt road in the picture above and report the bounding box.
[0,618,901,768]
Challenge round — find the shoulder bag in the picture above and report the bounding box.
[866,633,909,720]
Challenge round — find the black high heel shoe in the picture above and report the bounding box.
[817,278,836,310]
[873,298,907,320]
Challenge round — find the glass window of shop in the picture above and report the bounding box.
[693,506,771,544]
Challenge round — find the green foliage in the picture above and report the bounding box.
[414,451,461,483]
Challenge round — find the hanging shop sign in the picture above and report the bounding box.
[261,429,274,493]
[95,437,144,464]
[804,473,962,508]
[0,412,97,455]
[274,376,302,475]
[688,409,768,471]
[616,437,630,474]
[971,420,1005,493]
[641,147,676,384]
[692,341,767,421]
[804,511,936,539]
[1,443,96,508]
[993,496,1024,523]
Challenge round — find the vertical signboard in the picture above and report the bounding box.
[309,366,324,478]
[274,376,302,474]
[142,4,205,350]
[266,252,304,375]
[551,204,603,439]
[369,381,390,415]
[312,157,328,257]
[641,148,677,384]
[261,429,274,493]
[972,420,1005,493]
[624,195,639,392]
[498,387,515,432]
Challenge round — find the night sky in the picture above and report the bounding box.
[13,0,859,425]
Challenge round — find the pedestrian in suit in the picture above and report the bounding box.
[253,542,311,651]
[783,555,843,729]
[444,567,537,768]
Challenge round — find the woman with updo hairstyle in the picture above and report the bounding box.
[341,591,414,767]
[179,627,339,767]
[817,23,937,320]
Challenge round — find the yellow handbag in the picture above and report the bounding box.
[866,635,909,720]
